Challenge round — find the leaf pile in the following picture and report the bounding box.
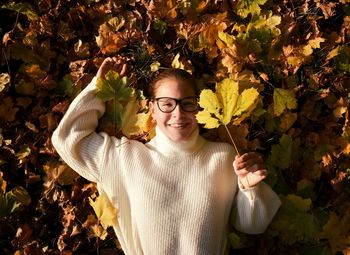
[1,0,350,254]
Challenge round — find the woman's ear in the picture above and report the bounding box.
[149,100,155,118]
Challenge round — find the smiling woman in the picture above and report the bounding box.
[149,71,199,142]
[51,57,281,255]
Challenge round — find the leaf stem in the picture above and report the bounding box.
[224,124,240,156]
[223,125,253,200]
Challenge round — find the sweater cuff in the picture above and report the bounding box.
[238,181,260,202]
[85,76,98,92]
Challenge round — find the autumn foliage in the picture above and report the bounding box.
[0,0,350,254]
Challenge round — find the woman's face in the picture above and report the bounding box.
[150,78,198,142]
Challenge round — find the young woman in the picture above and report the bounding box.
[52,57,281,254]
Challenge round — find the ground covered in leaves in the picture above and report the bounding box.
[0,0,350,254]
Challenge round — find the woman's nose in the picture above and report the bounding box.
[172,103,184,116]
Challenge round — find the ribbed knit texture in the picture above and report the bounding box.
[52,77,281,255]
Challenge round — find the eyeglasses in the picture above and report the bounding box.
[155,97,198,113]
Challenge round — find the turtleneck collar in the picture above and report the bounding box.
[149,126,205,155]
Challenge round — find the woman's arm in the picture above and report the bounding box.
[232,181,281,234]
[231,152,281,234]
[51,58,126,182]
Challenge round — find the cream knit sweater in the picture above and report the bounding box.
[52,77,281,255]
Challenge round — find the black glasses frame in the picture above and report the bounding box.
[155,96,198,113]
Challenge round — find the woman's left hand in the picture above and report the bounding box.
[233,152,267,189]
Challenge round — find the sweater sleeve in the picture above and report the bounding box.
[51,77,118,183]
[232,182,281,234]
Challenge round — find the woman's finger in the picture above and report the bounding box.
[235,158,262,170]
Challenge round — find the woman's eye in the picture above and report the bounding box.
[183,101,196,106]
[160,102,173,108]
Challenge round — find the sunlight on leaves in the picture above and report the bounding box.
[0,73,10,92]
[96,71,132,102]
[273,88,297,116]
[89,193,118,230]
[2,2,38,21]
[197,78,259,128]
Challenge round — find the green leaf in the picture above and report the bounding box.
[218,32,235,47]
[334,45,350,73]
[95,71,132,103]
[269,195,323,245]
[0,186,30,217]
[270,134,293,170]
[273,88,297,116]
[104,100,124,128]
[57,76,79,97]
[0,193,20,217]
[1,2,38,21]
[152,19,168,34]
[236,0,268,18]
[299,244,332,255]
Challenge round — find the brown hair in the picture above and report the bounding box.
[148,68,198,99]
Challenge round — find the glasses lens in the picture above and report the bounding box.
[181,98,198,112]
[157,98,176,113]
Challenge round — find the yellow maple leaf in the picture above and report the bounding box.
[197,89,222,128]
[89,193,118,230]
[308,37,325,49]
[121,96,156,140]
[273,88,297,116]
[302,37,325,56]
[196,78,259,128]
[171,53,193,74]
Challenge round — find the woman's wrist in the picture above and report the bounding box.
[238,176,257,189]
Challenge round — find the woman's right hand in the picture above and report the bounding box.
[96,57,128,79]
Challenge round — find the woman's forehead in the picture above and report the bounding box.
[154,78,196,96]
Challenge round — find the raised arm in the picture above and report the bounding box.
[51,58,126,182]
[232,152,281,234]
